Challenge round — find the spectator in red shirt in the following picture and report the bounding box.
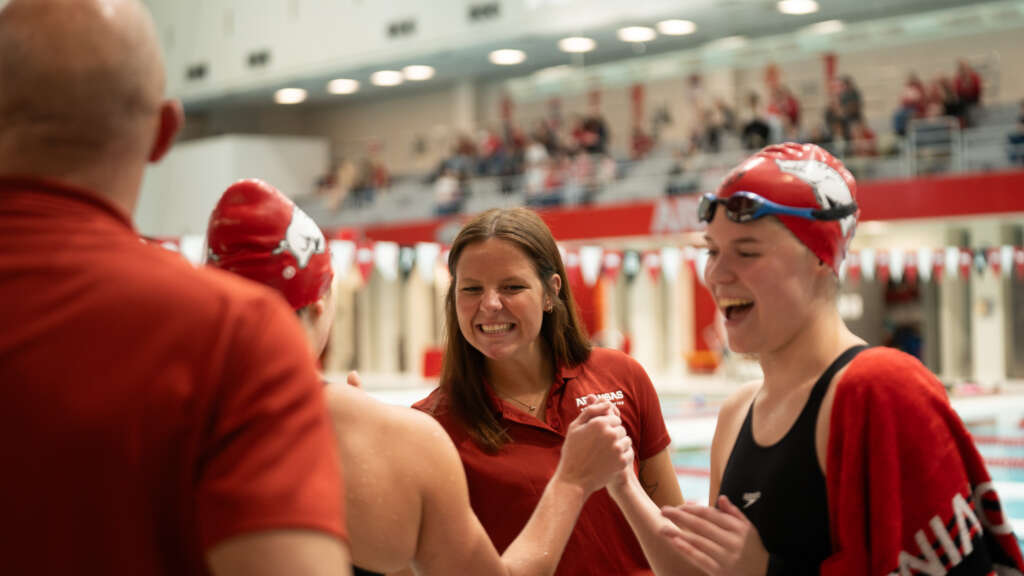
[953,60,982,107]
[769,85,801,137]
[850,119,878,157]
[953,59,983,126]
[893,73,927,136]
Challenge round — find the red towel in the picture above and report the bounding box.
[824,347,1024,574]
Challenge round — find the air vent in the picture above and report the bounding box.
[247,50,271,68]
[387,19,417,38]
[468,2,500,21]
[186,63,208,81]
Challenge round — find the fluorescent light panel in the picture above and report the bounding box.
[657,19,697,36]
[558,36,596,53]
[274,88,307,104]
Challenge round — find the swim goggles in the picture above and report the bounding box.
[698,191,858,224]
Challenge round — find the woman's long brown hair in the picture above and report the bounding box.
[440,208,591,453]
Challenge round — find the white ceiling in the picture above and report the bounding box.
[161,0,1017,111]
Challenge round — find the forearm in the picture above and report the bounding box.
[608,474,697,576]
[500,473,587,576]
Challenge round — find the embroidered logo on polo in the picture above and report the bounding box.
[575,390,625,408]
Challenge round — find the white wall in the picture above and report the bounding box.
[135,134,328,236]
[302,85,461,174]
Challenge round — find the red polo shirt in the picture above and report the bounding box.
[0,178,345,575]
[414,347,670,575]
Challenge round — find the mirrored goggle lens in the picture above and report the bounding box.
[723,194,763,222]
[698,194,717,222]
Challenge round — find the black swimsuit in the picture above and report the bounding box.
[718,346,867,573]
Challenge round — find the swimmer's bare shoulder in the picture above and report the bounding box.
[708,380,761,504]
[325,383,508,575]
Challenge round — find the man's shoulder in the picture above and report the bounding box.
[111,243,288,325]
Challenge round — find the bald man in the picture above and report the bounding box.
[0,2,350,575]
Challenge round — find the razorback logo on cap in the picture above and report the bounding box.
[273,206,326,269]
[774,158,856,238]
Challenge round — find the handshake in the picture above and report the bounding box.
[554,395,636,497]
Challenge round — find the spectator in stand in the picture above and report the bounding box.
[569,114,588,151]
[477,127,506,176]
[807,122,837,153]
[823,91,846,145]
[850,119,878,158]
[535,119,560,156]
[926,75,962,122]
[953,59,982,125]
[768,85,801,139]
[714,97,737,133]
[1008,99,1024,165]
[434,168,463,216]
[697,108,722,154]
[523,133,550,198]
[452,134,478,177]
[631,126,653,160]
[741,91,771,151]
[837,75,863,140]
[583,105,610,155]
[893,73,928,136]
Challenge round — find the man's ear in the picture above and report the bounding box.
[308,297,327,321]
[148,99,184,163]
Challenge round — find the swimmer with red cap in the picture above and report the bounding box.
[208,178,336,357]
[608,143,1023,575]
[206,179,636,576]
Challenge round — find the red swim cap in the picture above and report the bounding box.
[716,142,859,272]
[207,179,333,310]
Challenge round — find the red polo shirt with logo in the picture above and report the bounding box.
[413,347,671,575]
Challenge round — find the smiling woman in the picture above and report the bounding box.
[413,207,682,575]
[607,144,1024,576]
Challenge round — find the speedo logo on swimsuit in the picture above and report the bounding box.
[742,491,761,509]
[575,390,625,407]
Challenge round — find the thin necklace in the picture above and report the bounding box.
[498,390,547,414]
[504,396,539,413]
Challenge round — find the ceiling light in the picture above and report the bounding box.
[274,88,307,105]
[558,36,596,53]
[533,64,572,81]
[489,49,527,65]
[777,0,819,15]
[617,26,657,43]
[703,35,748,51]
[370,70,404,87]
[804,19,844,34]
[327,78,360,95]
[402,65,435,81]
[657,19,697,36]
